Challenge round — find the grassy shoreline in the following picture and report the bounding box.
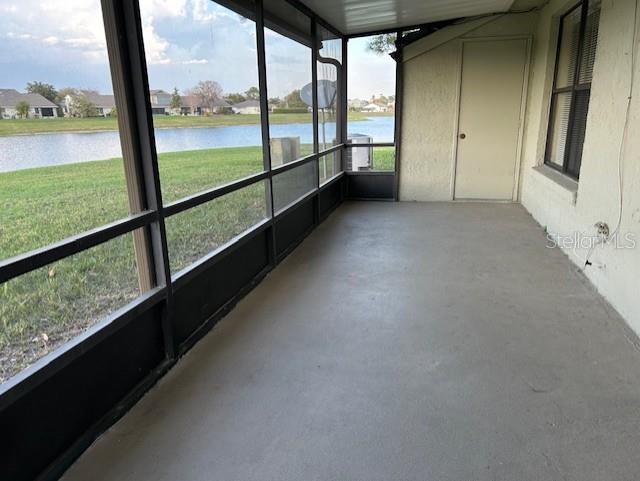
[0,112,392,136]
[0,145,393,382]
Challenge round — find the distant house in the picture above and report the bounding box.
[178,95,198,116]
[63,90,116,117]
[348,97,393,112]
[179,95,231,115]
[150,89,172,115]
[208,98,232,114]
[348,98,367,111]
[0,89,58,119]
[232,99,261,115]
[200,98,231,115]
[361,102,386,113]
[83,92,116,117]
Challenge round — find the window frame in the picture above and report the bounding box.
[544,0,598,179]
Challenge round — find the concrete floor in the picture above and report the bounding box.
[63,202,640,481]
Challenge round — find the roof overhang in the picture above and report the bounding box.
[297,0,515,36]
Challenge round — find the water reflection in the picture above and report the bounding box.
[0,116,394,173]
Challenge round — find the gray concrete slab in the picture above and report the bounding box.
[62,202,640,481]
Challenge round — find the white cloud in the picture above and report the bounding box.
[63,37,99,48]
[2,0,108,61]
[138,0,217,66]
[182,59,208,65]
[6,32,35,40]
[264,29,282,39]
[1,0,385,99]
[192,0,218,23]
[141,18,172,65]
[139,0,188,19]
[1,0,248,70]
[191,0,241,23]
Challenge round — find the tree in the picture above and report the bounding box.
[26,81,57,103]
[170,87,182,111]
[284,89,305,109]
[16,101,30,119]
[224,92,247,104]
[374,94,388,105]
[268,97,282,108]
[244,86,260,100]
[366,33,397,55]
[191,80,223,114]
[71,95,97,118]
[56,87,77,104]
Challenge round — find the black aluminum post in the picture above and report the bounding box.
[311,19,320,223]
[341,36,348,170]
[104,0,176,359]
[255,0,277,264]
[393,30,404,201]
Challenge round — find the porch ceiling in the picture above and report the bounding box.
[298,0,515,35]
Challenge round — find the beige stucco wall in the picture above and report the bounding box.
[399,0,640,333]
[399,13,539,201]
[519,0,640,333]
[400,43,460,200]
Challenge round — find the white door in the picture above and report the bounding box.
[454,38,528,200]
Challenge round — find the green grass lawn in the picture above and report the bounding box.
[373,147,395,171]
[0,111,392,136]
[0,145,395,382]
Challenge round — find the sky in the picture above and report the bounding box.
[0,0,396,100]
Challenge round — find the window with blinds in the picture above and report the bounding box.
[545,0,601,179]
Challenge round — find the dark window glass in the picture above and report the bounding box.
[579,1,602,83]
[547,92,573,168]
[566,90,591,175]
[555,6,582,89]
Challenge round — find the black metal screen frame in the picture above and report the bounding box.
[0,0,417,402]
[342,29,403,200]
[0,0,346,371]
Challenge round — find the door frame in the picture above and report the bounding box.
[449,35,532,202]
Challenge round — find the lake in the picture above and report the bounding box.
[0,116,394,173]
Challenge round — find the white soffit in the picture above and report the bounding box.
[299,0,516,35]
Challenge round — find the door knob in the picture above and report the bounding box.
[459,133,466,140]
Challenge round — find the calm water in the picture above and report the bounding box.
[0,117,394,173]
